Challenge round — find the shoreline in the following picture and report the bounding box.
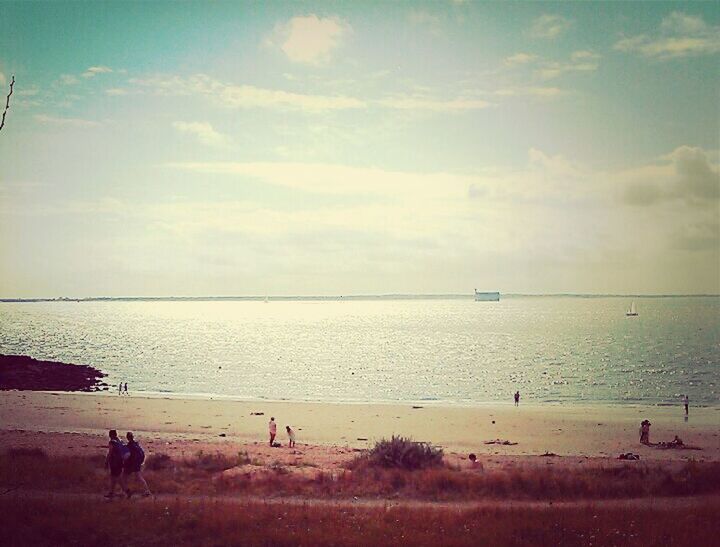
[28,387,720,411]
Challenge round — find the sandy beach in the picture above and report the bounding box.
[2,391,717,465]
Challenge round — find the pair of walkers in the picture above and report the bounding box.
[105,429,151,499]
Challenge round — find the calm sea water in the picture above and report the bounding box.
[1,297,718,406]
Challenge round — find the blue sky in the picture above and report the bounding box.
[0,1,718,297]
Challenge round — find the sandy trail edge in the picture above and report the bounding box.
[6,490,719,512]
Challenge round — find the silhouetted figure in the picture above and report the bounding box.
[639,420,651,445]
[269,417,277,446]
[514,391,520,406]
[286,425,296,448]
[683,394,689,416]
[124,432,151,497]
[105,429,129,498]
[124,382,128,396]
[118,382,122,396]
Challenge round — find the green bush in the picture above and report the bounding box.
[360,436,444,471]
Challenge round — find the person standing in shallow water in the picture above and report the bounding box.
[514,391,520,406]
[268,417,277,446]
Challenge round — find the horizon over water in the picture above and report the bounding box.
[1,296,717,406]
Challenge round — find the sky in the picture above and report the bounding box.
[0,1,718,297]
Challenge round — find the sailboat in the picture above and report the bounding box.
[626,301,638,317]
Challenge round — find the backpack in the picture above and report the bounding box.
[110,439,131,465]
[129,442,145,466]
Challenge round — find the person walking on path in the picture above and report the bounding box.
[269,417,277,446]
[123,382,128,396]
[514,391,520,407]
[124,432,151,497]
[683,394,689,416]
[105,430,130,498]
[286,425,296,448]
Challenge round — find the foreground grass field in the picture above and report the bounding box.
[2,448,720,501]
[3,495,719,546]
[3,446,720,545]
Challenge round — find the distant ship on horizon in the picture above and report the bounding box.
[474,289,500,301]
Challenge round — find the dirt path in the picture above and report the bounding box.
[7,489,719,512]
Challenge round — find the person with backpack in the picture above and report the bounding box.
[104,429,130,499]
[124,431,152,497]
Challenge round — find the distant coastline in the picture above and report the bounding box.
[1,293,718,303]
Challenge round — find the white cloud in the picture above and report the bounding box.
[131,73,497,112]
[172,121,230,147]
[59,74,80,85]
[82,66,113,78]
[504,53,538,66]
[377,95,493,111]
[619,146,719,206]
[131,74,366,111]
[536,51,600,80]
[528,14,572,40]
[33,114,100,127]
[493,86,565,98]
[105,88,128,96]
[614,11,720,59]
[267,15,350,65]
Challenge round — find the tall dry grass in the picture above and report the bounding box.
[2,448,720,501]
[2,495,719,546]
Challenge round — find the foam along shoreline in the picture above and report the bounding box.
[0,354,108,392]
[1,390,717,461]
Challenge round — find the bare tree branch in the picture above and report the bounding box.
[0,75,15,133]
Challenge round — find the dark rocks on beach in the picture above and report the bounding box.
[0,354,105,392]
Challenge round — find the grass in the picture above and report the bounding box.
[2,495,719,546]
[2,449,720,501]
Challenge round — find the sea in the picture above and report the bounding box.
[1,296,718,406]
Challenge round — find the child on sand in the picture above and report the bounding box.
[286,425,296,448]
[124,432,151,497]
[105,430,130,498]
[269,417,277,446]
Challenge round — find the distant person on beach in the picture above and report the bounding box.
[286,425,296,448]
[639,420,651,445]
[105,429,130,498]
[124,382,128,396]
[514,391,520,406]
[118,382,122,396]
[124,432,151,497]
[683,394,689,416]
[269,417,277,446]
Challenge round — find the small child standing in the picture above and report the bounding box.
[286,425,296,448]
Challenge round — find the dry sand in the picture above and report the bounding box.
[1,391,717,468]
